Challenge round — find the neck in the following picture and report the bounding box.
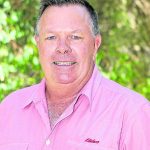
[45,82,80,104]
[45,64,95,103]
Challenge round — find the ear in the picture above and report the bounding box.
[93,34,101,57]
[34,35,40,49]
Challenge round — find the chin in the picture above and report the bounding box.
[55,74,77,84]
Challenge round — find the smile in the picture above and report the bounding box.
[53,61,77,66]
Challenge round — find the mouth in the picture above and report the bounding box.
[53,61,77,66]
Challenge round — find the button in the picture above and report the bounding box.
[46,139,51,146]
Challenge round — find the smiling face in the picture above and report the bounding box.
[35,4,101,88]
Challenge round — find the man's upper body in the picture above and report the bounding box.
[1,0,150,149]
[0,65,150,150]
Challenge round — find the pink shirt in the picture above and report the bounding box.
[0,66,150,150]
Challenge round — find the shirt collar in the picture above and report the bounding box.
[21,79,46,108]
[22,65,102,109]
[79,65,103,108]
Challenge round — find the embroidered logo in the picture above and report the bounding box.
[85,138,100,144]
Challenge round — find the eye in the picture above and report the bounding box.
[45,36,56,40]
[70,35,82,40]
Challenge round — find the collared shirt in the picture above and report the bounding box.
[0,65,150,150]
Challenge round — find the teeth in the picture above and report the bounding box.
[53,61,76,66]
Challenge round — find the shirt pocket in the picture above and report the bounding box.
[0,142,28,150]
[68,140,115,150]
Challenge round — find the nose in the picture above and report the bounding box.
[56,38,72,54]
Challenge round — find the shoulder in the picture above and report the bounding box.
[0,82,40,110]
[97,76,149,116]
[101,76,148,104]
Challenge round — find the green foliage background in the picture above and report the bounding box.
[0,0,150,101]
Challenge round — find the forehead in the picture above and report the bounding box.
[39,4,91,32]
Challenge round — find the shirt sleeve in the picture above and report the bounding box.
[120,103,150,150]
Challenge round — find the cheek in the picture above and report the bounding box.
[38,44,53,60]
[38,48,51,68]
[38,40,57,54]
[72,44,94,61]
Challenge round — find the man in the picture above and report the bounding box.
[0,0,150,149]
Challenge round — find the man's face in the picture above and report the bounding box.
[35,5,101,86]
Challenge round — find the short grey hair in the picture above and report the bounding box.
[35,0,100,36]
